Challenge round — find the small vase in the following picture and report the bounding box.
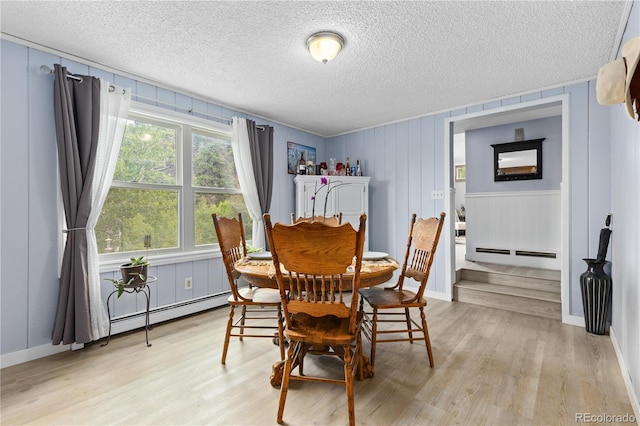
[579,259,612,335]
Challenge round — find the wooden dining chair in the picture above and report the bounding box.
[359,212,445,369]
[265,213,367,426]
[290,212,343,226]
[212,213,285,365]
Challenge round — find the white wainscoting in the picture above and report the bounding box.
[465,191,561,269]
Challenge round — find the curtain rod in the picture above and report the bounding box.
[40,64,125,94]
[39,64,267,129]
[132,94,264,129]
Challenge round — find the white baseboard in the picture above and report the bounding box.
[0,342,72,369]
[610,326,640,420]
[562,313,586,327]
[1,293,229,369]
[426,289,453,301]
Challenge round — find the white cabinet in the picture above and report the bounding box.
[294,175,370,250]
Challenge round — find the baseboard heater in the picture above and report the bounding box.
[515,250,557,259]
[475,247,510,255]
[110,291,231,324]
[107,291,231,338]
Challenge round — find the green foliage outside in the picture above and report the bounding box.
[95,118,251,254]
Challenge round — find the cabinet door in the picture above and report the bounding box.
[301,180,336,218]
[336,183,366,229]
[335,183,365,215]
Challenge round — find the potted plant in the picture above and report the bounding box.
[104,256,148,298]
[119,256,148,288]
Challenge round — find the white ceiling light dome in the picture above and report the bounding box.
[306,31,344,64]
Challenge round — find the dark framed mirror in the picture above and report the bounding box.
[491,138,545,181]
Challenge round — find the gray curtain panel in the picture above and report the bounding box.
[246,121,273,214]
[51,64,101,345]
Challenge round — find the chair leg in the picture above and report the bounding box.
[356,331,365,380]
[370,307,378,368]
[277,342,296,424]
[277,304,285,361]
[343,345,356,426]
[221,305,235,364]
[420,306,434,368]
[404,307,414,342]
[239,305,247,341]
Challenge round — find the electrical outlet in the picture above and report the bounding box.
[184,277,193,290]
[431,190,444,199]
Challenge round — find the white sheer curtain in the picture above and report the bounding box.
[231,117,265,249]
[86,80,131,338]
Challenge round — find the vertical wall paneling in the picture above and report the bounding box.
[207,256,225,295]
[466,104,483,114]
[113,75,136,95]
[420,115,436,216]
[384,123,398,258]
[521,92,542,102]
[501,96,522,107]
[135,81,157,107]
[395,120,409,248]
[192,258,209,299]
[565,82,590,317]
[541,87,564,98]
[157,88,176,111]
[88,66,114,84]
[407,119,422,222]
[609,4,640,411]
[483,100,501,111]
[433,112,449,293]
[371,126,387,251]
[466,191,561,269]
[1,40,30,354]
[28,48,60,348]
[587,81,612,259]
[155,264,176,307]
[175,93,193,115]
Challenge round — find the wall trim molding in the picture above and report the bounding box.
[0,293,228,369]
[610,326,640,420]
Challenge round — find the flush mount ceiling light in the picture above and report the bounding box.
[306,31,344,64]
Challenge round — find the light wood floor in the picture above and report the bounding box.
[1,299,635,425]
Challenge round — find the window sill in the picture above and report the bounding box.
[99,249,222,273]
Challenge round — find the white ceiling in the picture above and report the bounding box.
[0,1,629,137]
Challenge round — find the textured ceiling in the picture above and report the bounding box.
[0,1,629,137]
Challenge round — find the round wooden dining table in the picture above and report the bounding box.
[233,254,399,290]
[234,253,399,385]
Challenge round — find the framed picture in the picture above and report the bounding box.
[287,142,316,174]
[455,165,466,182]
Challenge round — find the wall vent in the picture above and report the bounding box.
[475,247,510,255]
[515,250,557,259]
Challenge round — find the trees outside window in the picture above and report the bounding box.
[96,109,250,255]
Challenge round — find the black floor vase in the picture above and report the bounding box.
[580,259,612,335]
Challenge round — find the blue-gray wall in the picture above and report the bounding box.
[1,2,638,408]
[466,116,562,193]
[0,39,324,356]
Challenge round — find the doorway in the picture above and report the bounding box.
[443,95,570,321]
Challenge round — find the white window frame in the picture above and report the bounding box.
[98,102,234,272]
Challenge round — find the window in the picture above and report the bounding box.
[96,104,250,257]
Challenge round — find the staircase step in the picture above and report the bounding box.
[454,280,561,320]
[460,268,560,293]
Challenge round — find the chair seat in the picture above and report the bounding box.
[285,311,364,346]
[359,287,425,308]
[229,286,281,304]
